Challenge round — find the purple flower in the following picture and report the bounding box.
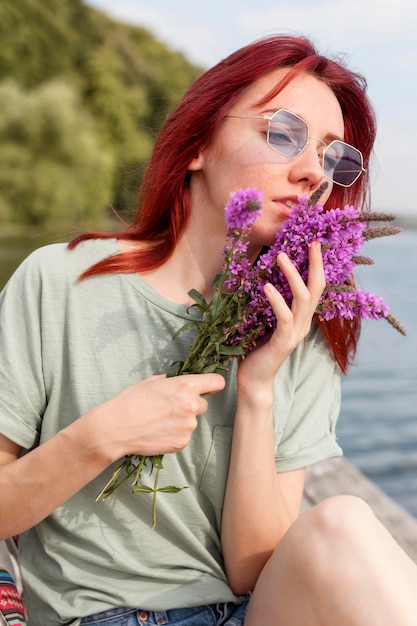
[220,191,402,351]
[317,290,390,322]
[224,188,263,234]
[181,188,402,366]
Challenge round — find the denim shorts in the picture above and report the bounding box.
[79,600,249,626]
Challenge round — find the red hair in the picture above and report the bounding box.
[69,35,376,372]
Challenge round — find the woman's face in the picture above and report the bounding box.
[189,68,345,253]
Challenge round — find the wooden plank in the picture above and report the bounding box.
[303,457,417,564]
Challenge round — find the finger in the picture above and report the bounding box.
[276,246,324,308]
[263,282,293,325]
[306,241,326,299]
[276,252,310,302]
[178,373,226,396]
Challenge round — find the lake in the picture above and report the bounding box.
[339,229,417,516]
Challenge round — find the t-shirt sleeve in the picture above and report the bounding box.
[0,249,52,449]
[272,322,342,472]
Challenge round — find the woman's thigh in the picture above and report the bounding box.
[244,494,417,626]
[244,496,366,625]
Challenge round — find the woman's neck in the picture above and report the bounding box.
[118,228,226,306]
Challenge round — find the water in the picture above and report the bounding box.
[1,229,417,516]
[339,229,417,516]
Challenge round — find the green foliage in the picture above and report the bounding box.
[0,80,115,224]
[0,0,203,225]
[0,0,79,87]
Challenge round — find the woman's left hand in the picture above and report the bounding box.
[237,241,325,396]
[223,242,324,592]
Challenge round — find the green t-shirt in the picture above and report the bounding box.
[0,240,342,625]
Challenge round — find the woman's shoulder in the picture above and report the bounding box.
[14,239,118,283]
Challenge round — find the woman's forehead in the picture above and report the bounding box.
[230,69,344,134]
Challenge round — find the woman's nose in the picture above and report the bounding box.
[288,142,325,187]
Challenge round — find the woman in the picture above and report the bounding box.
[0,34,416,626]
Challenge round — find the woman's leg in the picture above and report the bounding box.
[244,495,417,626]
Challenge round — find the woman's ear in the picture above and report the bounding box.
[188,152,204,171]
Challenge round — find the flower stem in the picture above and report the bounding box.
[152,466,161,530]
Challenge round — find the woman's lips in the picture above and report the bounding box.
[274,199,296,217]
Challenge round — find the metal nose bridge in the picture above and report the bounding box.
[304,135,327,153]
[295,136,327,165]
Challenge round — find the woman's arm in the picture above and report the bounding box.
[221,396,306,595]
[221,243,325,594]
[0,372,225,540]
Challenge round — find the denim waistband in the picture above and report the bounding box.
[79,599,249,625]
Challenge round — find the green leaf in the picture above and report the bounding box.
[167,361,183,377]
[188,289,209,309]
[201,363,229,374]
[156,486,188,493]
[200,363,221,374]
[219,345,246,356]
[188,356,208,372]
[132,485,154,494]
[210,287,227,319]
[211,272,224,289]
[150,455,164,469]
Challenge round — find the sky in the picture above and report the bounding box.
[86,0,417,216]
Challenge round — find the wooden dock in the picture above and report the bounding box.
[303,457,417,563]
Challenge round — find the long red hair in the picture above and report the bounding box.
[69,35,377,372]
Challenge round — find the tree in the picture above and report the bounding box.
[0,0,78,87]
[0,0,203,223]
[0,80,115,225]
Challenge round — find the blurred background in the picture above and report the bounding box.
[0,0,205,280]
[1,0,416,515]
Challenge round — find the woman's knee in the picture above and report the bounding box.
[307,494,377,544]
[278,495,378,581]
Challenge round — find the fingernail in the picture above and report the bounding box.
[278,251,290,263]
[264,283,276,294]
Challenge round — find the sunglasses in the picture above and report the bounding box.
[226,108,365,187]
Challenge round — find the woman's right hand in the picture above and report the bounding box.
[82,373,226,463]
[0,372,225,538]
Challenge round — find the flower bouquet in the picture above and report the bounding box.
[97,183,405,526]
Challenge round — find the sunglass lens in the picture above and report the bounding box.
[324,141,363,187]
[267,110,308,158]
